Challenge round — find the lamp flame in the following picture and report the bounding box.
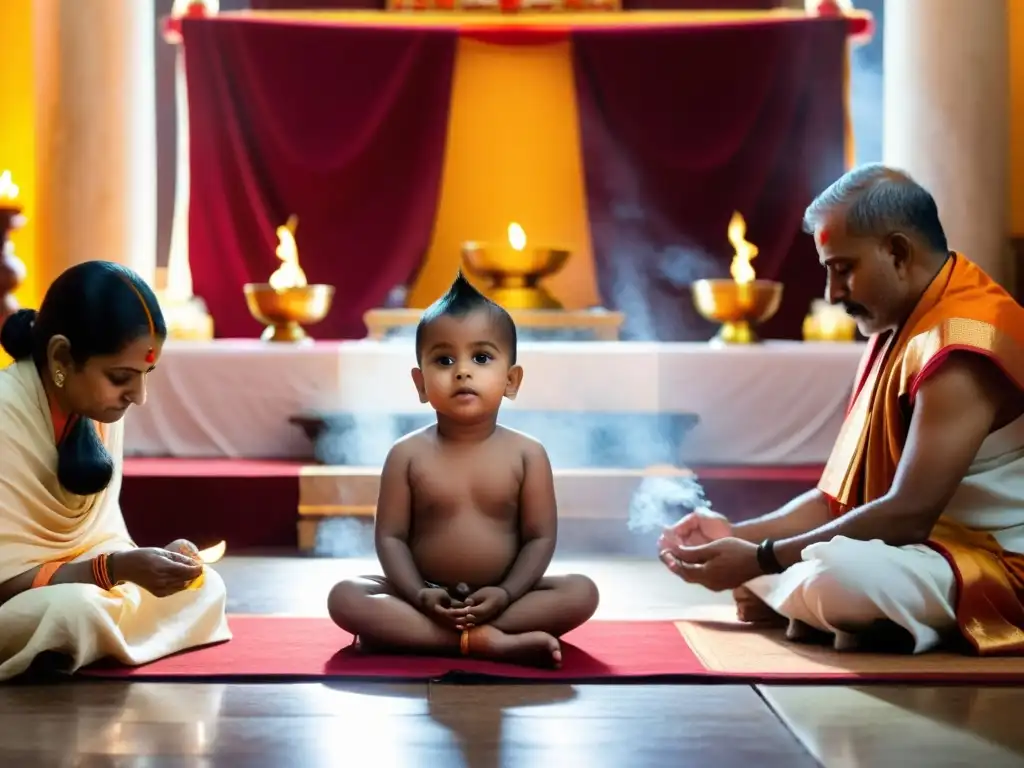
[727,211,758,285]
[269,214,307,292]
[507,222,527,252]
[0,170,20,202]
[197,540,227,564]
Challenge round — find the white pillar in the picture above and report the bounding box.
[165,0,220,303]
[165,49,194,302]
[883,0,1009,283]
[33,0,158,290]
[154,0,218,340]
[155,46,214,340]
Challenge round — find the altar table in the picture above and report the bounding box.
[124,339,865,466]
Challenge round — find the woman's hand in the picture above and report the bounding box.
[109,548,204,597]
[165,539,201,561]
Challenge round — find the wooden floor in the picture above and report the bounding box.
[3,555,1024,767]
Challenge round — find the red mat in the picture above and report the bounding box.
[81,616,703,682]
[78,615,1024,684]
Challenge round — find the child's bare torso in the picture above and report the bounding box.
[405,426,527,590]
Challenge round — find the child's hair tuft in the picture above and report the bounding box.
[415,271,517,364]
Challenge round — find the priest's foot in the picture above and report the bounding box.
[468,625,562,668]
[733,587,787,626]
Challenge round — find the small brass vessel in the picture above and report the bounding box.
[691,278,783,344]
[243,283,335,343]
[461,223,570,310]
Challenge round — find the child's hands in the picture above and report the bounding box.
[459,586,511,627]
[417,587,465,628]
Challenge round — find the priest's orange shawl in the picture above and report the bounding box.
[819,253,1024,655]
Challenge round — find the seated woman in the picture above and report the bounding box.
[0,261,231,681]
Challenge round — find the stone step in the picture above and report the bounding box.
[297,465,701,552]
[299,464,695,519]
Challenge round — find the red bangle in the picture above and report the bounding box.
[91,554,114,591]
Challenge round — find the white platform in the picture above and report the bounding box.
[124,339,865,465]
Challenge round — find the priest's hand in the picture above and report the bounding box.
[657,508,732,552]
[660,537,762,592]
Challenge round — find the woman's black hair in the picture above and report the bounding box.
[0,261,166,497]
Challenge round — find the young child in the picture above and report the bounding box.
[327,273,599,667]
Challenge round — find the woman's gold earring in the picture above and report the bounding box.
[53,369,65,388]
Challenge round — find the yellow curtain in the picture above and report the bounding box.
[408,36,600,309]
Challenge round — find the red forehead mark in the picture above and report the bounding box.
[817,229,831,246]
[120,276,158,367]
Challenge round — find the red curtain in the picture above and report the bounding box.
[571,20,848,340]
[181,18,457,339]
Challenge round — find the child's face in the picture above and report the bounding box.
[412,311,522,421]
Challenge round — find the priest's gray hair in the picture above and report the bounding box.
[802,163,948,253]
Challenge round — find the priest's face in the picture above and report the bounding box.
[814,214,916,336]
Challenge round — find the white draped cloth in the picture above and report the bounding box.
[125,340,864,465]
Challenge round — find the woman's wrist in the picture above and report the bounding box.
[105,551,123,585]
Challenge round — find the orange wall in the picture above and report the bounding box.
[0,0,37,311]
[1011,2,1024,236]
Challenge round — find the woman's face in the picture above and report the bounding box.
[51,335,162,423]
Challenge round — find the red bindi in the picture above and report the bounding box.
[817,229,831,246]
[145,348,156,364]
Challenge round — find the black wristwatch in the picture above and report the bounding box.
[756,539,785,574]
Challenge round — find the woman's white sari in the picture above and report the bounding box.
[0,361,230,680]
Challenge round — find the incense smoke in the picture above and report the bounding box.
[311,398,711,557]
[314,517,375,558]
[626,474,712,534]
[589,132,720,341]
[314,407,689,469]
